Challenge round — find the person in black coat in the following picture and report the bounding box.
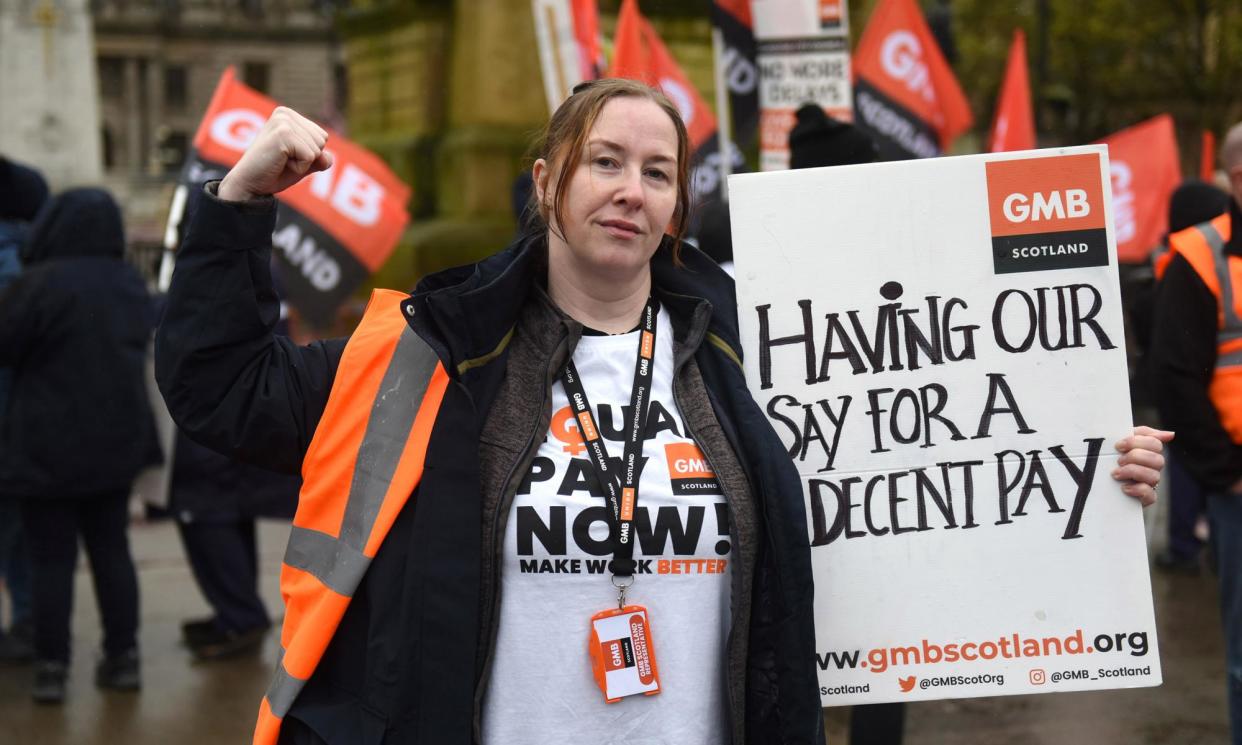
[1138,181,1231,573]
[0,156,49,664]
[0,188,159,703]
[150,268,301,661]
[170,429,299,659]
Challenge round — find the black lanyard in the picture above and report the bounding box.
[560,298,658,581]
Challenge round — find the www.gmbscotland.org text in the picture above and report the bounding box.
[818,628,1149,673]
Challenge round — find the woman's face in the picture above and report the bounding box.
[536,96,680,284]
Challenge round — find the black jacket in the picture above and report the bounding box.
[1151,200,1242,491]
[169,430,300,522]
[156,185,823,744]
[0,188,159,499]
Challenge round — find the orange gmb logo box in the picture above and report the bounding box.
[601,639,632,672]
[664,442,721,496]
[819,0,844,26]
[984,152,1110,275]
[665,442,715,478]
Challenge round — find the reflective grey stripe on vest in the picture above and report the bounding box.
[339,325,440,547]
[271,323,442,719]
[284,526,370,596]
[1201,221,1242,366]
[1219,348,1242,368]
[266,655,305,718]
[1202,223,1240,327]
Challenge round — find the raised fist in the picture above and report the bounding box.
[218,107,334,202]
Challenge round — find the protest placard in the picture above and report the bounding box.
[729,146,1161,705]
[753,0,852,171]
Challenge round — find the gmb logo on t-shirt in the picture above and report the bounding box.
[665,442,720,495]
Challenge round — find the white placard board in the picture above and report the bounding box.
[729,146,1161,705]
[752,0,852,171]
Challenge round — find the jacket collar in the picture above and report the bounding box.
[404,231,744,376]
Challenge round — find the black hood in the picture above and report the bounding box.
[21,187,125,264]
[0,157,50,221]
[789,103,879,169]
[1168,179,1230,235]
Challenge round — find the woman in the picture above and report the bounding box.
[156,80,1167,745]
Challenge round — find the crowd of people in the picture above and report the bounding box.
[0,159,301,705]
[0,84,1236,745]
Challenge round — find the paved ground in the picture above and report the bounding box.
[0,509,1231,745]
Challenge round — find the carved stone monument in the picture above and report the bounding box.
[0,0,102,187]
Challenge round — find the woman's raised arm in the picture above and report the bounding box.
[155,108,343,473]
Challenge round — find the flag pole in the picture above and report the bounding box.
[711,26,732,201]
[158,184,188,293]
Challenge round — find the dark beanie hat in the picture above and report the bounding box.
[788,104,879,169]
[694,199,733,266]
[0,156,50,221]
[1168,180,1230,234]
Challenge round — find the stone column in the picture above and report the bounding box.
[123,56,143,174]
[144,55,163,175]
[440,0,547,220]
[380,0,546,284]
[0,0,103,188]
[341,0,548,290]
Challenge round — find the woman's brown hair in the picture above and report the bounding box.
[527,78,692,249]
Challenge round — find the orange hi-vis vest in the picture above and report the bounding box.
[1151,240,1174,281]
[252,289,450,745]
[1167,213,1242,442]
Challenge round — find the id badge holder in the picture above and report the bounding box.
[588,605,662,703]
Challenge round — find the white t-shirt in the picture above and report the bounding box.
[482,307,733,745]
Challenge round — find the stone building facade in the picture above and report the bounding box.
[83,0,716,293]
[92,0,344,248]
[0,0,104,190]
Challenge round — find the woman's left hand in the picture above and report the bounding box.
[1113,426,1174,507]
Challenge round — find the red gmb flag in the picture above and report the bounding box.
[571,0,604,80]
[609,0,717,151]
[186,67,411,326]
[710,0,759,149]
[852,0,972,159]
[1201,129,1217,182]
[714,0,751,27]
[988,29,1035,153]
[1096,114,1182,263]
